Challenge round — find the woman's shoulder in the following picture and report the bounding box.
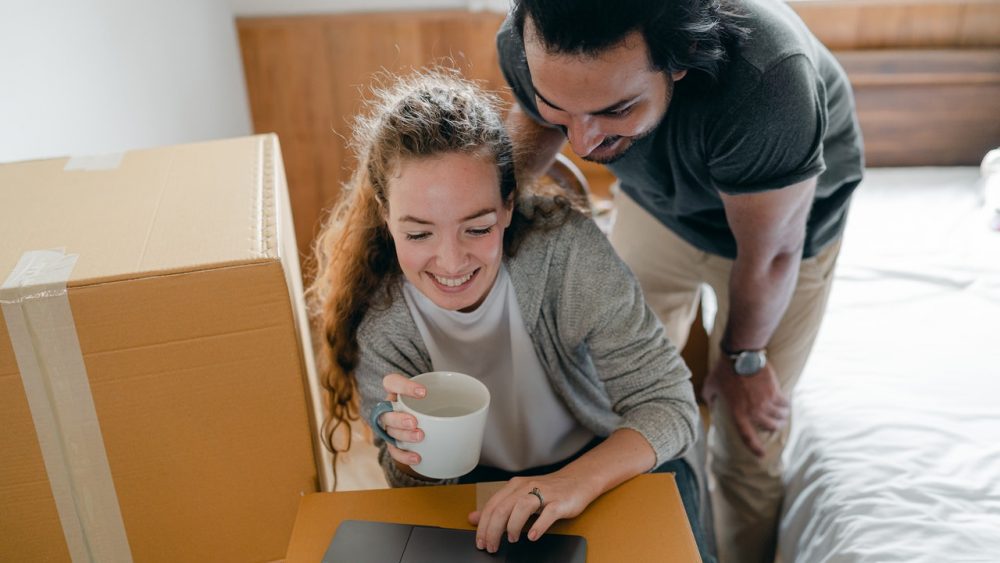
[507,195,612,296]
[516,195,598,244]
[356,281,411,340]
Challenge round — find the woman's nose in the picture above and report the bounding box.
[435,237,467,272]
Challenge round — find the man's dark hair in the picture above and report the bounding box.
[512,0,749,84]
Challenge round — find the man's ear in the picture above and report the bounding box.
[672,69,688,82]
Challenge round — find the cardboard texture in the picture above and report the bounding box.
[0,135,326,562]
[284,473,702,562]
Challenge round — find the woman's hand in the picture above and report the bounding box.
[468,471,599,553]
[467,429,657,553]
[378,373,427,467]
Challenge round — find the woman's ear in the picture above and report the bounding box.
[378,202,396,240]
[378,197,390,226]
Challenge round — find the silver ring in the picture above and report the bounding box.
[528,487,544,513]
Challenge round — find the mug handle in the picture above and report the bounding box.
[368,400,397,447]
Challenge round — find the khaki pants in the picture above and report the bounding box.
[610,190,840,563]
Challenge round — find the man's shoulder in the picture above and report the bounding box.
[727,0,828,76]
[495,13,551,127]
[496,13,519,50]
[694,0,830,120]
[496,13,526,74]
[667,4,822,123]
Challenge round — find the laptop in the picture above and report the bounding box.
[323,519,588,563]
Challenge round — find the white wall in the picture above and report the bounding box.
[0,0,251,164]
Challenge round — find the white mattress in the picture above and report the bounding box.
[779,168,1000,562]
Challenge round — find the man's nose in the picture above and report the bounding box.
[566,116,604,157]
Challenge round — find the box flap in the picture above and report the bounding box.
[0,135,280,287]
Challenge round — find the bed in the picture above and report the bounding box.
[778,167,1000,562]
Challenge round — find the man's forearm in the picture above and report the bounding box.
[718,177,817,352]
[506,104,565,182]
[722,250,802,351]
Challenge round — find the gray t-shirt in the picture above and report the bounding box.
[497,0,864,258]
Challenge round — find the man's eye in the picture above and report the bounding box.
[405,232,430,241]
[468,226,494,237]
[605,106,633,118]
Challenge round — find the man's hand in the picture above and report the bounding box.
[702,360,789,457]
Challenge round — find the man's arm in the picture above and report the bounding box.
[721,177,816,349]
[702,176,817,456]
[506,103,566,184]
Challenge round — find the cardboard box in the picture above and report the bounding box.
[0,135,329,562]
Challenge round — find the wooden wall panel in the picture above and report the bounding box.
[238,12,509,264]
[840,49,1000,166]
[789,0,1000,50]
[238,8,1000,261]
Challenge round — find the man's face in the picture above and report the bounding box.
[523,19,686,164]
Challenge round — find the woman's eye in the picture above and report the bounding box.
[467,226,494,237]
[405,232,430,241]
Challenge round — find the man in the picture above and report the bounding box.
[496,1,864,561]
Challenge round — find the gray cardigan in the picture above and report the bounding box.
[356,199,698,487]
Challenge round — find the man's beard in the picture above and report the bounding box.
[574,82,672,165]
[579,125,656,165]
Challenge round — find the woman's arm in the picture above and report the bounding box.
[354,301,457,488]
[561,214,699,464]
[470,427,655,553]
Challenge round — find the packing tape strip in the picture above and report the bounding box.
[1,249,133,562]
[64,152,124,171]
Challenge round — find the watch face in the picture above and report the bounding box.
[734,350,766,376]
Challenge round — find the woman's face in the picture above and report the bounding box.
[385,151,512,312]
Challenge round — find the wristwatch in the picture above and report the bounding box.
[723,346,768,376]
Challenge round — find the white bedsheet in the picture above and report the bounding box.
[779,168,1000,562]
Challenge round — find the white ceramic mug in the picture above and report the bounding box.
[369,371,490,479]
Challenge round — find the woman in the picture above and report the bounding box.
[308,70,704,556]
